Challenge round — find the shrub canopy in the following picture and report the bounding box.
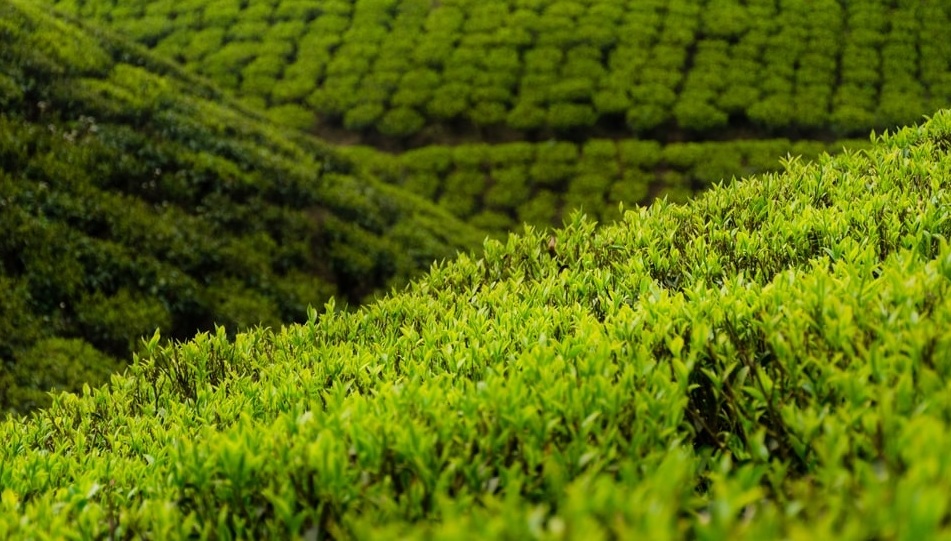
[2,98,951,536]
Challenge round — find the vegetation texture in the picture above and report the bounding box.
[2,99,951,537]
[342,138,870,235]
[45,0,951,142]
[39,0,933,241]
[0,0,484,413]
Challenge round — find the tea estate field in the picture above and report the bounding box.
[0,0,485,413]
[47,0,951,142]
[3,0,951,536]
[2,105,951,538]
[41,0,941,235]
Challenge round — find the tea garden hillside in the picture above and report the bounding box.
[2,104,951,538]
[44,0,949,230]
[3,0,951,536]
[0,0,484,412]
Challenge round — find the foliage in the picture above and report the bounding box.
[2,109,951,538]
[0,0,485,414]
[342,137,871,236]
[44,0,951,139]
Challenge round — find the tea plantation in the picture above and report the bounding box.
[341,137,870,234]
[45,0,951,140]
[5,0,951,536]
[0,0,484,413]
[2,105,951,538]
[39,0,931,234]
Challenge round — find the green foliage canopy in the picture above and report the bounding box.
[0,0,484,414]
[2,107,951,538]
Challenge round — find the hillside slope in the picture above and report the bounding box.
[41,0,931,239]
[0,0,485,413]
[2,109,950,537]
[45,0,951,143]
[341,137,870,235]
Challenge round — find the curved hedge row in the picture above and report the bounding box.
[2,109,951,538]
[0,0,484,414]
[343,137,871,234]
[46,0,951,141]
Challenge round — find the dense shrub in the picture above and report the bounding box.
[343,102,385,131]
[0,337,121,413]
[265,104,314,131]
[517,188,560,226]
[484,166,531,210]
[426,83,469,120]
[506,103,547,130]
[75,289,172,356]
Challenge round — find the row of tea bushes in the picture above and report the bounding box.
[0,0,484,414]
[2,108,951,538]
[344,137,871,234]
[46,0,951,139]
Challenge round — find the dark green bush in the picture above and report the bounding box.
[548,78,595,102]
[265,104,314,131]
[343,102,385,131]
[270,74,316,104]
[485,166,532,210]
[530,142,578,186]
[748,96,796,130]
[506,103,547,131]
[403,172,442,200]
[451,144,491,169]
[547,103,598,130]
[618,140,663,169]
[72,288,169,357]
[0,72,22,107]
[517,189,560,227]
[609,170,652,206]
[205,278,282,331]
[426,83,469,120]
[566,173,610,202]
[470,101,508,125]
[181,28,226,62]
[592,89,630,114]
[489,142,535,165]
[468,209,514,233]
[674,96,729,131]
[443,169,485,201]
[579,140,619,176]
[522,46,563,73]
[403,145,454,174]
[0,337,120,413]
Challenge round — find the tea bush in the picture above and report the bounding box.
[2,107,951,538]
[0,0,484,414]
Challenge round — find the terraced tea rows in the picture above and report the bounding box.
[344,137,870,233]
[47,0,951,142]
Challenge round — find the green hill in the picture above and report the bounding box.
[45,0,951,142]
[2,98,950,538]
[0,0,485,413]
